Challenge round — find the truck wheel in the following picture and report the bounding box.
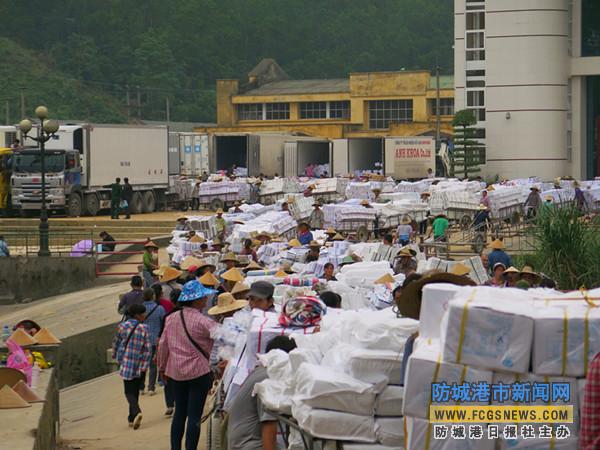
[356,225,369,242]
[210,198,224,211]
[460,215,472,229]
[129,192,143,215]
[67,193,83,217]
[142,191,156,213]
[84,194,99,216]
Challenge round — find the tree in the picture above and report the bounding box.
[451,109,485,179]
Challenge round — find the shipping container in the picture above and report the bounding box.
[384,136,436,179]
[209,133,290,176]
[332,138,384,176]
[174,132,209,176]
[283,138,332,177]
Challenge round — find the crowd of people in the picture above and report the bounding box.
[108,183,584,450]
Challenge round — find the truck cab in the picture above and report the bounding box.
[11,148,82,213]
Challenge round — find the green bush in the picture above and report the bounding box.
[530,205,600,290]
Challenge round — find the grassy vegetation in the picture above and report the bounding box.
[528,205,600,290]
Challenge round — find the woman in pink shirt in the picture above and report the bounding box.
[158,280,217,450]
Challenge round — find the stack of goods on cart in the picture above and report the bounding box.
[198,179,243,196]
[486,185,525,219]
[349,242,422,267]
[322,201,377,230]
[394,178,438,193]
[402,285,595,449]
[313,177,348,195]
[284,194,314,222]
[378,191,422,202]
[167,215,216,263]
[186,215,217,238]
[373,200,429,229]
[256,241,296,267]
[345,182,378,201]
[542,187,575,207]
[230,211,298,240]
[583,184,600,212]
[255,307,418,446]
[416,255,489,284]
[259,178,302,196]
[170,176,196,200]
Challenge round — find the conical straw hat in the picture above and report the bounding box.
[374,273,395,284]
[288,238,302,248]
[274,270,288,278]
[180,256,203,271]
[33,328,61,345]
[12,380,44,403]
[0,385,31,409]
[244,260,263,272]
[8,329,37,347]
[221,268,244,282]
[199,272,220,286]
[231,282,250,295]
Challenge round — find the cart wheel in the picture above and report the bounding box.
[460,215,472,230]
[210,198,224,211]
[510,211,521,225]
[472,233,485,254]
[206,412,223,450]
[356,226,369,242]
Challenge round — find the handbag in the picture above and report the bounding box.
[120,199,128,208]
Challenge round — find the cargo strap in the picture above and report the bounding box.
[424,354,443,450]
[455,289,478,364]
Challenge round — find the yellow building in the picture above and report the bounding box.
[198,59,454,139]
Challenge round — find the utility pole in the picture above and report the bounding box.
[20,88,25,119]
[136,85,141,119]
[126,85,131,122]
[435,60,441,153]
[165,97,170,124]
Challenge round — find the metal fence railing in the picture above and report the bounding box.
[0,230,96,257]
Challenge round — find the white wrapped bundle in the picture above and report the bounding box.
[253,379,292,414]
[375,385,404,416]
[542,188,575,205]
[291,400,377,443]
[440,287,535,373]
[379,191,422,202]
[488,185,525,218]
[420,283,463,340]
[326,282,375,310]
[197,180,239,196]
[394,179,435,193]
[339,308,418,351]
[233,211,297,237]
[403,341,493,419]
[233,167,248,177]
[336,261,394,287]
[405,416,495,450]
[346,182,376,201]
[260,178,285,195]
[532,303,600,377]
[323,344,404,384]
[293,363,378,415]
[286,194,313,221]
[246,311,317,369]
[492,371,580,438]
[288,348,323,372]
[375,417,405,447]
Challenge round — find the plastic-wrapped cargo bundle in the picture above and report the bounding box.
[232,211,297,238]
[374,385,404,416]
[402,340,493,419]
[440,287,535,373]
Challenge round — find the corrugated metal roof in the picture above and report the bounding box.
[428,75,454,90]
[241,79,349,96]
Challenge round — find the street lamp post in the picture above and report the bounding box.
[19,106,59,257]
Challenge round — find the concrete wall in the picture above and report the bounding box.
[0,256,96,304]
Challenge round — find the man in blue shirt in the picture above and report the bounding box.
[297,222,314,246]
[0,235,9,257]
[487,239,512,274]
[141,288,165,395]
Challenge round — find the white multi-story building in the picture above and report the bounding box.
[454,0,600,180]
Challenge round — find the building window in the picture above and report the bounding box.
[265,103,290,120]
[238,103,263,121]
[368,100,413,129]
[582,0,600,56]
[299,102,327,119]
[329,101,350,119]
[430,98,455,116]
[467,90,485,122]
[466,12,485,31]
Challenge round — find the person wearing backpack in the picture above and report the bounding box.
[157,280,217,450]
[140,288,166,396]
[111,303,152,430]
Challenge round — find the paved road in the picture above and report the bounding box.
[60,372,208,450]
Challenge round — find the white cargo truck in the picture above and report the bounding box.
[171,132,209,176]
[283,138,332,177]
[331,138,384,176]
[11,124,169,216]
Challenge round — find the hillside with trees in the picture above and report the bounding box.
[0,0,453,123]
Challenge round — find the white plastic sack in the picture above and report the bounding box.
[375,385,404,416]
[292,400,377,443]
[341,308,418,351]
[375,417,405,447]
[257,349,292,382]
[253,379,292,415]
[293,363,377,415]
[322,344,404,385]
[288,348,323,372]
